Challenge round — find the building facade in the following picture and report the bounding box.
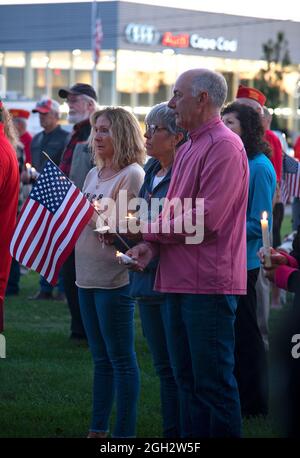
[0,1,300,130]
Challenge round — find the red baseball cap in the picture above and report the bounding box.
[32,98,60,114]
[9,108,30,119]
[236,85,266,107]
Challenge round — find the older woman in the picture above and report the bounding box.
[75,107,145,438]
[130,102,187,437]
[222,102,276,418]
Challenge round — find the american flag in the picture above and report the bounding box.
[281,154,300,204]
[10,160,94,285]
[92,1,103,65]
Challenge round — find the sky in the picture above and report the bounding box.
[0,0,299,22]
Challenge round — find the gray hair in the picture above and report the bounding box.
[191,70,228,108]
[81,94,99,111]
[145,102,188,143]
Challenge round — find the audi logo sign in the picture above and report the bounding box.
[125,23,161,45]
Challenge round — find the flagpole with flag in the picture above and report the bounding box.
[10,155,131,285]
[91,0,103,94]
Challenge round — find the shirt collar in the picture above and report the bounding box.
[74,118,90,132]
[189,115,221,141]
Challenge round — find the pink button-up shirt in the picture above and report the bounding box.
[144,116,249,295]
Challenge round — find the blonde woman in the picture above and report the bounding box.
[75,107,145,438]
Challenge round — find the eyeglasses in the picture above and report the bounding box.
[145,124,169,137]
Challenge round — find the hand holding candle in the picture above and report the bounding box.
[116,250,137,265]
[26,162,39,180]
[260,211,272,268]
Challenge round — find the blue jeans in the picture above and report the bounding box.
[139,299,180,437]
[292,197,300,231]
[78,285,140,438]
[164,293,241,438]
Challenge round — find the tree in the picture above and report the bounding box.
[254,31,291,118]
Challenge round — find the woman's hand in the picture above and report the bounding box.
[125,243,153,271]
[258,247,288,282]
[21,170,33,185]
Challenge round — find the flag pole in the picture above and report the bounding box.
[91,0,98,93]
[42,151,131,251]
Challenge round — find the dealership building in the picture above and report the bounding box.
[0,1,300,130]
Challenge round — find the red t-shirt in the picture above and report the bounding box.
[264,130,282,182]
[294,136,300,162]
[0,123,20,331]
[20,131,32,164]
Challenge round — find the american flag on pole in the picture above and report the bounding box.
[10,160,94,285]
[281,154,300,204]
[93,1,103,65]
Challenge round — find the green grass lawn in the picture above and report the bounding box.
[0,215,294,438]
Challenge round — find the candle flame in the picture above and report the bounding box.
[25,162,31,169]
[262,211,268,220]
[116,251,122,257]
[125,213,136,220]
[93,200,101,211]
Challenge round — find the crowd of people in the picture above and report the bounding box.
[0,67,299,438]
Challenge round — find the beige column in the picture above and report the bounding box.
[24,52,33,99]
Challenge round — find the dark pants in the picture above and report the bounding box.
[235,268,268,417]
[62,250,86,338]
[40,271,65,293]
[292,197,300,231]
[164,293,241,438]
[139,300,180,437]
[272,202,284,248]
[6,258,20,295]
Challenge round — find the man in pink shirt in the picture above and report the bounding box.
[128,69,249,437]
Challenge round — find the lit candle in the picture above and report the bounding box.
[125,213,137,221]
[25,163,39,179]
[93,200,101,212]
[25,162,32,177]
[115,251,137,265]
[119,213,138,232]
[260,211,272,268]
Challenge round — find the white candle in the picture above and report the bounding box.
[25,162,32,177]
[260,211,272,268]
[116,251,137,265]
[94,225,110,234]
